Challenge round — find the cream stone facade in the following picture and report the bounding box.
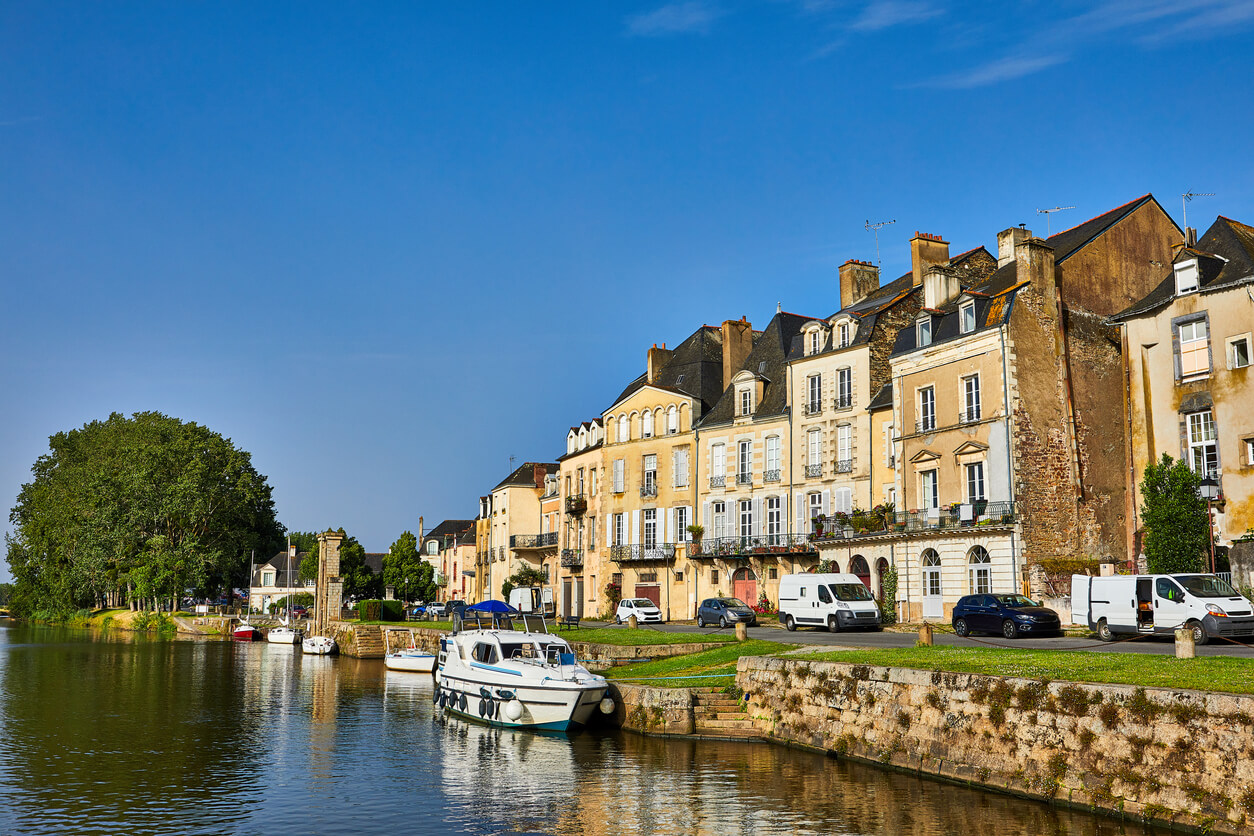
[486,462,558,600]
[556,420,604,618]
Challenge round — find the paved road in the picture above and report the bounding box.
[586,619,1254,657]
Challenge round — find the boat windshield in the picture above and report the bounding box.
[1175,575,1240,599]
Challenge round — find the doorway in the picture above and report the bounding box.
[732,567,758,605]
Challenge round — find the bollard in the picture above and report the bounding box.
[628,614,638,629]
[735,622,748,642]
[918,623,933,646]
[1175,627,1195,659]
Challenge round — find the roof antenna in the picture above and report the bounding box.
[864,219,896,266]
[508,455,516,471]
[1035,206,1075,237]
[1182,191,1215,230]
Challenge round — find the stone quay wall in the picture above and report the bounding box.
[738,655,1254,835]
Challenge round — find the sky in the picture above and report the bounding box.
[3,1,1254,574]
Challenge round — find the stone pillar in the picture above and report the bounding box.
[315,530,345,637]
[734,622,748,641]
[1175,628,1195,659]
[918,623,933,646]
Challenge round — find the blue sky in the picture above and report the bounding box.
[3,2,1253,571]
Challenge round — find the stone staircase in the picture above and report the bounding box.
[350,625,386,658]
[691,687,763,739]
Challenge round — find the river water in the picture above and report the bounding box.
[0,623,1171,836]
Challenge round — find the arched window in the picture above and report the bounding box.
[667,405,678,434]
[968,546,991,594]
[850,555,870,589]
[875,557,890,601]
[617,414,629,442]
[642,410,654,438]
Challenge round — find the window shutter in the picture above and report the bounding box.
[631,510,640,545]
[795,491,805,534]
[605,514,612,546]
[683,506,692,541]
[821,488,831,516]
[703,501,711,533]
[659,508,668,545]
[752,497,763,537]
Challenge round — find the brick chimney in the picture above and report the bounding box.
[997,226,1031,267]
[1015,236,1058,311]
[647,343,673,384]
[911,232,949,287]
[721,317,753,392]
[533,464,547,490]
[839,259,880,308]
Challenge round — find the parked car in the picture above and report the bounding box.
[426,602,447,617]
[615,598,663,624]
[289,605,308,618]
[696,597,757,628]
[444,600,467,620]
[952,594,1061,639]
[1072,573,1253,645]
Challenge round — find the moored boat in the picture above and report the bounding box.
[267,624,301,644]
[384,628,435,672]
[302,634,337,655]
[233,620,261,641]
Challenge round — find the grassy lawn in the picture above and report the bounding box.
[559,627,736,647]
[805,645,1254,695]
[607,640,798,687]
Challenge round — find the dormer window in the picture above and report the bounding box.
[739,388,753,416]
[959,301,976,334]
[837,322,851,348]
[1175,258,1199,295]
[917,317,933,348]
[808,330,822,356]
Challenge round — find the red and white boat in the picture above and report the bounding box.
[233,619,261,641]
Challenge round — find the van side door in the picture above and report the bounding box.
[1154,578,1191,633]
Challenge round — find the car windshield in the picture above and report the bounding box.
[829,583,873,602]
[627,599,654,607]
[994,594,1038,608]
[1176,575,1240,598]
[717,598,748,608]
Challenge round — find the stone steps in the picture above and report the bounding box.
[691,687,761,737]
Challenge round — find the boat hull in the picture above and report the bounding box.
[435,670,606,732]
[302,636,338,655]
[385,652,436,673]
[267,627,301,644]
[233,626,261,641]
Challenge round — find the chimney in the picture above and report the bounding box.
[997,226,1031,267]
[839,259,880,308]
[721,317,753,392]
[647,342,673,384]
[1015,236,1058,312]
[533,464,547,490]
[922,264,963,311]
[910,232,950,287]
[1186,227,1198,247]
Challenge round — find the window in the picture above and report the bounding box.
[765,436,781,480]
[806,428,822,476]
[966,462,986,502]
[643,509,657,548]
[1228,335,1251,369]
[960,301,976,334]
[962,375,981,423]
[616,415,628,442]
[613,513,625,546]
[739,388,753,416]
[712,502,728,539]
[838,322,850,348]
[808,492,823,522]
[426,541,438,555]
[919,386,936,432]
[768,567,778,580]
[667,405,678,434]
[711,443,726,485]
[642,454,657,495]
[613,459,625,493]
[673,448,690,487]
[589,517,596,549]
[921,469,939,510]
[1175,258,1199,294]
[1247,439,1254,466]
[676,506,689,542]
[739,500,753,539]
[808,330,821,355]
[836,367,852,409]
[766,496,781,544]
[884,423,895,468]
[807,374,822,414]
[968,546,991,594]
[262,570,275,586]
[737,440,752,484]
[836,425,852,472]
[642,410,654,438]
[711,569,719,585]
[917,317,932,347]
[1179,320,1210,377]
[590,468,598,497]
[1187,410,1218,477]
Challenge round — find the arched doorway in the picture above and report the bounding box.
[968,546,991,594]
[875,557,890,601]
[732,567,758,606]
[850,555,871,590]
[921,549,942,619]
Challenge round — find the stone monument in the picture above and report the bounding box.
[314,529,344,636]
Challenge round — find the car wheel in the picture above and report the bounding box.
[953,617,970,637]
[1002,619,1018,639]
[828,615,840,633]
[784,615,796,632]
[1189,621,1210,646]
[1097,618,1113,642]
[696,615,705,628]
[719,616,728,628]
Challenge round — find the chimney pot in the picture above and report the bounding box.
[910,232,950,288]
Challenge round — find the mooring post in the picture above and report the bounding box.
[918,623,934,646]
[1174,627,1195,659]
[735,622,748,641]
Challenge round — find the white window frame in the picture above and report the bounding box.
[917,317,932,347]
[766,496,781,543]
[959,301,976,334]
[919,386,936,432]
[968,546,991,595]
[1246,439,1254,466]
[965,461,986,503]
[808,330,821,355]
[1227,334,1252,370]
[806,428,821,468]
[676,506,689,542]
[1187,410,1218,478]
[920,469,939,511]
[712,443,726,480]
[612,458,625,493]
[1175,258,1199,295]
[642,453,657,493]
[643,509,657,549]
[836,424,852,467]
[673,448,689,487]
[642,410,654,438]
[667,405,679,434]
[739,499,753,539]
[962,374,981,423]
[712,501,728,539]
[617,415,628,442]
[808,492,823,521]
[807,374,822,413]
[739,388,753,416]
[738,440,752,479]
[1180,320,1210,377]
[836,367,852,409]
[838,322,850,348]
[613,513,625,546]
[765,436,780,474]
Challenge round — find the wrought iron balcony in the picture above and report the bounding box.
[710,475,726,488]
[805,464,822,478]
[804,402,823,416]
[834,394,853,410]
[640,482,658,499]
[835,459,853,474]
[736,472,752,486]
[959,407,982,424]
[764,469,781,483]
[915,417,936,433]
[560,549,583,568]
[610,543,677,563]
[509,532,559,550]
[565,494,587,515]
[689,533,817,558]
[808,500,1018,541]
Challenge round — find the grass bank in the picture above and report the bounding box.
[805,645,1254,695]
[607,640,798,687]
[404,622,736,647]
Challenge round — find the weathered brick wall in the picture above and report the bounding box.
[740,656,1254,834]
[866,290,922,394]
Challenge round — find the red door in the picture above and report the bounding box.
[850,555,871,590]
[634,585,660,607]
[732,568,757,606]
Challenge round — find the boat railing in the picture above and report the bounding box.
[453,611,551,634]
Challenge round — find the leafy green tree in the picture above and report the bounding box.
[6,411,283,616]
[383,531,436,603]
[501,565,548,601]
[1140,454,1209,574]
[298,547,320,584]
[336,531,382,601]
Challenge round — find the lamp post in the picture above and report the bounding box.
[1199,476,1220,573]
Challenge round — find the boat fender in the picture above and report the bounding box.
[460,693,468,711]
[432,687,440,705]
[485,697,495,718]
[503,699,524,721]
[478,699,486,717]
[599,697,616,715]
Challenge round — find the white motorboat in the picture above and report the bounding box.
[267,625,301,644]
[384,628,435,672]
[302,634,337,655]
[434,613,613,732]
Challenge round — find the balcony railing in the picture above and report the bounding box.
[764,469,781,483]
[510,532,559,549]
[690,533,817,558]
[640,482,658,499]
[710,475,726,488]
[736,472,752,486]
[805,464,822,478]
[610,543,677,563]
[834,394,853,410]
[835,459,853,474]
[565,494,587,515]
[916,417,936,433]
[560,549,583,568]
[959,407,982,424]
[810,501,1018,540]
[805,402,823,416]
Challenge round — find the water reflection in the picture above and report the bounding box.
[0,625,1173,836]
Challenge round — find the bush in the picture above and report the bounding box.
[355,599,404,621]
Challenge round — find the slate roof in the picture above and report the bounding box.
[492,462,557,491]
[607,324,741,416]
[697,311,816,427]
[868,382,893,412]
[1112,216,1254,320]
[422,519,476,552]
[252,551,305,586]
[890,268,1022,356]
[364,553,385,574]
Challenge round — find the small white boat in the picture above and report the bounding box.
[302,635,338,655]
[435,613,613,732]
[385,649,437,672]
[267,625,301,644]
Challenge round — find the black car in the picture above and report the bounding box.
[952,594,1061,639]
[696,597,758,628]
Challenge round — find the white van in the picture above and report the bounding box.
[778,573,882,632]
[507,586,555,616]
[1071,573,1254,645]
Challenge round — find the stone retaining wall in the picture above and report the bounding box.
[602,683,696,735]
[738,656,1254,835]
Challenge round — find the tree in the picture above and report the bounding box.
[336,531,382,601]
[6,411,283,616]
[501,565,548,601]
[1140,454,1209,574]
[287,531,321,583]
[383,531,436,603]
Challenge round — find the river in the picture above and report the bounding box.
[0,623,1171,835]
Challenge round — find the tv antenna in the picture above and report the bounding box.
[864,219,896,266]
[508,454,516,471]
[1182,191,1215,230]
[1035,206,1075,237]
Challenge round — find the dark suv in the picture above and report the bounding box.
[952,594,1061,639]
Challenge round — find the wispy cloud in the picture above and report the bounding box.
[849,0,943,31]
[917,53,1068,89]
[0,115,42,128]
[626,1,725,37]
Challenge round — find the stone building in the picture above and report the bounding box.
[487,461,559,600]
[1112,214,1254,584]
[249,544,309,612]
[421,519,476,601]
[555,419,604,618]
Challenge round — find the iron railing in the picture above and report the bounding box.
[736,472,752,486]
[565,494,587,515]
[805,402,823,416]
[609,543,677,563]
[810,501,1018,540]
[835,459,853,473]
[959,407,982,424]
[764,469,781,483]
[640,482,658,499]
[560,549,583,568]
[690,533,817,558]
[915,417,936,433]
[710,475,726,488]
[805,464,822,478]
[834,393,853,410]
[510,532,559,549]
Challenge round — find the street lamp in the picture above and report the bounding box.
[1199,476,1220,573]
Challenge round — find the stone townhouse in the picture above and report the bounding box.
[555,419,604,618]
[483,462,559,600]
[689,310,816,610]
[249,544,309,612]
[421,519,475,601]
[1111,214,1254,584]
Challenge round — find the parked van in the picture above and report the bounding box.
[778,573,882,632]
[507,586,555,616]
[1071,573,1254,645]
